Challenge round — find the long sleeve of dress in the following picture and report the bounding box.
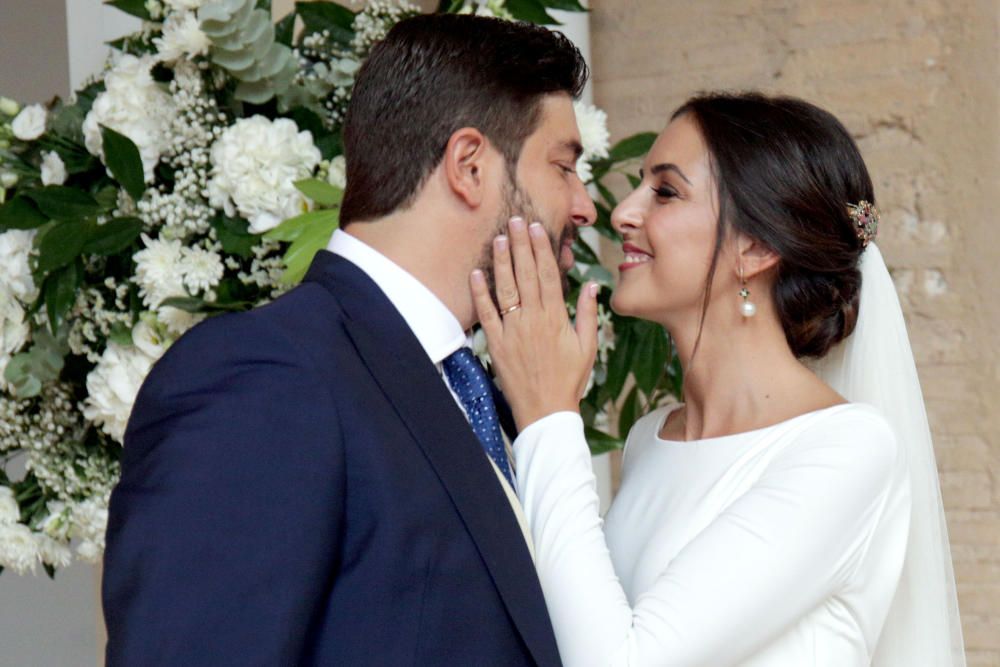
[513,409,902,667]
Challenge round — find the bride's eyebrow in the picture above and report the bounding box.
[639,163,692,186]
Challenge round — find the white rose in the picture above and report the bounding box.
[35,534,72,568]
[207,115,322,234]
[0,523,39,574]
[327,155,346,190]
[11,103,46,141]
[0,229,39,303]
[0,487,20,526]
[0,97,19,117]
[131,318,171,359]
[154,10,210,63]
[82,341,162,443]
[40,150,67,186]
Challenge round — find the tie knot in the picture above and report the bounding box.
[442,347,491,402]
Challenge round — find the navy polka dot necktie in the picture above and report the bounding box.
[442,347,515,488]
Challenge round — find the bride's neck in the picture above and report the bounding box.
[664,307,813,441]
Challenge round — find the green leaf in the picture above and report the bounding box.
[24,186,102,221]
[541,0,588,10]
[43,260,82,334]
[263,209,338,243]
[103,0,152,20]
[618,385,641,440]
[505,0,560,24]
[82,217,143,255]
[158,296,253,314]
[99,125,146,201]
[293,179,343,207]
[608,132,658,163]
[0,196,48,231]
[295,1,356,43]
[626,173,641,188]
[274,12,296,46]
[4,331,65,399]
[603,320,635,400]
[585,425,622,455]
[43,563,56,580]
[211,214,257,258]
[277,211,339,284]
[595,181,617,208]
[632,322,669,396]
[108,321,134,346]
[36,221,87,273]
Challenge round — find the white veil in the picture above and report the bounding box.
[808,243,966,666]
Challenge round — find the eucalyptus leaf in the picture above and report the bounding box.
[294,179,343,207]
[0,196,48,231]
[99,125,146,201]
[24,186,102,221]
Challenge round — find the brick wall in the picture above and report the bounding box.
[590,1,1000,663]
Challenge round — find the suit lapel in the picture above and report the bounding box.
[304,252,560,667]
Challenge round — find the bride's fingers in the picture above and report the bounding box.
[471,269,503,343]
[507,217,540,310]
[528,222,564,312]
[575,282,600,363]
[492,233,520,314]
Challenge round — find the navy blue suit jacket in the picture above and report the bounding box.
[102,251,562,666]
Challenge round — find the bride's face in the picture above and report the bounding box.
[610,114,721,325]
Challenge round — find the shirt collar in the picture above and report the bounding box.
[327,229,467,364]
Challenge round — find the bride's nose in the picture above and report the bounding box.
[611,189,644,237]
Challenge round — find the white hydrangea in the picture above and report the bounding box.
[573,101,611,184]
[0,229,38,303]
[180,246,224,293]
[81,333,164,444]
[11,103,46,141]
[0,487,20,526]
[0,290,30,389]
[207,115,322,234]
[154,10,210,63]
[0,523,39,574]
[82,55,176,183]
[70,499,109,562]
[327,155,346,190]
[40,150,67,186]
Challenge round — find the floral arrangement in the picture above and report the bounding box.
[0,0,675,576]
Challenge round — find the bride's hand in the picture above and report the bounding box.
[470,216,599,431]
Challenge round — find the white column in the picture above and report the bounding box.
[65,0,141,91]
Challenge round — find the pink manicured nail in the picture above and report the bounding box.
[508,217,525,232]
[471,269,485,284]
[529,223,545,237]
[589,282,600,296]
[495,235,508,251]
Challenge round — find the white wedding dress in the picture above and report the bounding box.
[513,402,911,667]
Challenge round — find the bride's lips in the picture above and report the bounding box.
[619,242,653,272]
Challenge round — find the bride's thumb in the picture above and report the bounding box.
[575,282,600,360]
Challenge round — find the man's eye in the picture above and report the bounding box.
[560,163,577,175]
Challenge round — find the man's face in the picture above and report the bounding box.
[478,94,597,297]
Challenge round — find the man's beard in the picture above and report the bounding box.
[477,175,575,308]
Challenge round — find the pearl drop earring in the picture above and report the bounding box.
[738,266,757,317]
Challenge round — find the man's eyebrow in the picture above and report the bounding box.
[639,163,692,186]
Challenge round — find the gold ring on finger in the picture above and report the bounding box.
[499,303,522,316]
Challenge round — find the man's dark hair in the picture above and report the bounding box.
[340,14,588,224]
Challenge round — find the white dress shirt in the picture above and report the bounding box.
[327,230,534,555]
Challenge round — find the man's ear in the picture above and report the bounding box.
[736,234,780,280]
[443,127,492,209]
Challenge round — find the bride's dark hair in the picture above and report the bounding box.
[674,92,874,358]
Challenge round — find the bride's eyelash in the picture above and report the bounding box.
[651,186,678,199]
